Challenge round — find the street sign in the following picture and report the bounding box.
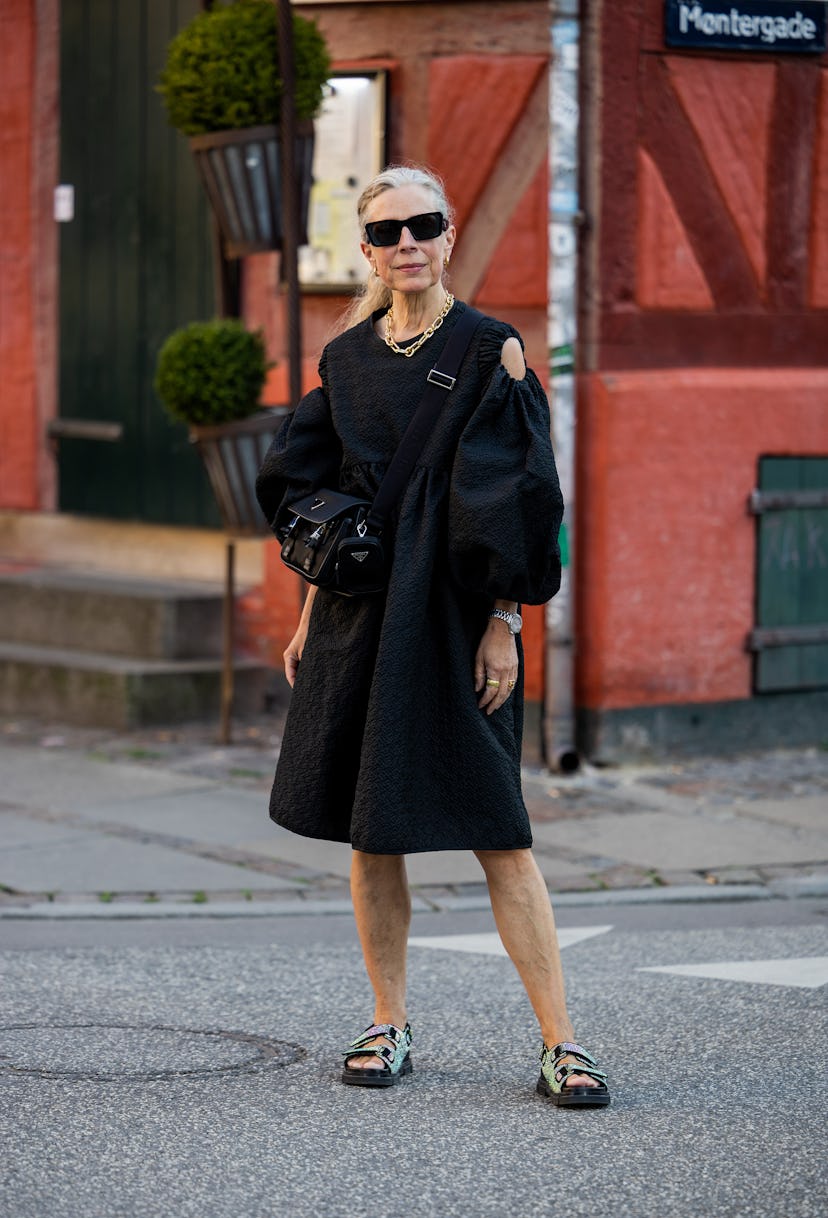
[665,1,827,52]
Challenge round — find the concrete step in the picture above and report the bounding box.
[0,567,230,660]
[0,510,266,584]
[0,641,269,729]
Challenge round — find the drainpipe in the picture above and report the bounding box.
[544,0,582,773]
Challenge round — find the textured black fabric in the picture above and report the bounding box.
[255,302,564,854]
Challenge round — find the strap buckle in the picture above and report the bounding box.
[426,368,456,390]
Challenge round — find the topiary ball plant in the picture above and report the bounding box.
[155,319,272,428]
[158,0,330,136]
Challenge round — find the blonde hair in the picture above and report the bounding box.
[339,165,454,331]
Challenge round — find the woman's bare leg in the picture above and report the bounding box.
[475,848,597,1088]
[347,850,411,1070]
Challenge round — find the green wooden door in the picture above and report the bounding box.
[58,0,220,526]
[752,457,828,692]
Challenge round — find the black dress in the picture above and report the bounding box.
[255,301,563,854]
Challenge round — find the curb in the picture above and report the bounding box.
[0,899,358,920]
[1,878,826,919]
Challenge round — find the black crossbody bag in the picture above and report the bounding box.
[277,307,483,597]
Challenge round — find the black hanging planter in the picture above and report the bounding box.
[188,410,288,535]
[189,121,314,258]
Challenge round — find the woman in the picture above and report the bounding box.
[256,165,609,1108]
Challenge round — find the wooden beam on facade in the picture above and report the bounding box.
[448,69,548,304]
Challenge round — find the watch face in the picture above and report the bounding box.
[511,613,523,634]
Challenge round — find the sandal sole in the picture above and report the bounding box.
[341,1057,413,1089]
[536,1075,610,1108]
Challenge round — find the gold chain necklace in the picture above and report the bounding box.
[384,293,455,358]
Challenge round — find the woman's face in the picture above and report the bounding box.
[360,183,456,297]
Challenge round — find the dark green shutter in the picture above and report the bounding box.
[750,457,828,692]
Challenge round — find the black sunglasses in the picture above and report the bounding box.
[364,211,448,247]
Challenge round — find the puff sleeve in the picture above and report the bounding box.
[447,352,564,606]
[255,356,342,533]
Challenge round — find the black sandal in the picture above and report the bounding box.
[537,1041,610,1108]
[341,1022,413,1088]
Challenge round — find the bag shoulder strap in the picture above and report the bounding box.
[367,305,484,532]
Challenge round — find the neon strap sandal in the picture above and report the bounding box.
[537,1041,610,1108]
[341,1022,413,1088]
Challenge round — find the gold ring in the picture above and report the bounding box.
[486,678,500,687]
[508,680,516,689]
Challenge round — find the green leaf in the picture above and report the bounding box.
[154,319,273,426]
[157,0,330,135]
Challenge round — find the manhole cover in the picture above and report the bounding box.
[0,1023,305,1082]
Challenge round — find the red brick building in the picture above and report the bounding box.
[1,0,826,759]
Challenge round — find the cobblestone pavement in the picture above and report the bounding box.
[1,713,827,913]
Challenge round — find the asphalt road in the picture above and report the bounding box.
[2,897,827,1218]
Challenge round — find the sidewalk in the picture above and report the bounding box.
[2,714,827,917]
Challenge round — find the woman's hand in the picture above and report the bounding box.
[474,616,519,714]
[283,626,307,688]
[284,586,318,687]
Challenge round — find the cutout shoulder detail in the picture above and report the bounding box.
[500,336,526,381]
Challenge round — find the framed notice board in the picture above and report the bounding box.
[299,72,388,290]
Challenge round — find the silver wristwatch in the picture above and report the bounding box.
[489,609,523,635]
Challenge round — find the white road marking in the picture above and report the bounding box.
[639,957,828,990]
[408,926,613,957]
